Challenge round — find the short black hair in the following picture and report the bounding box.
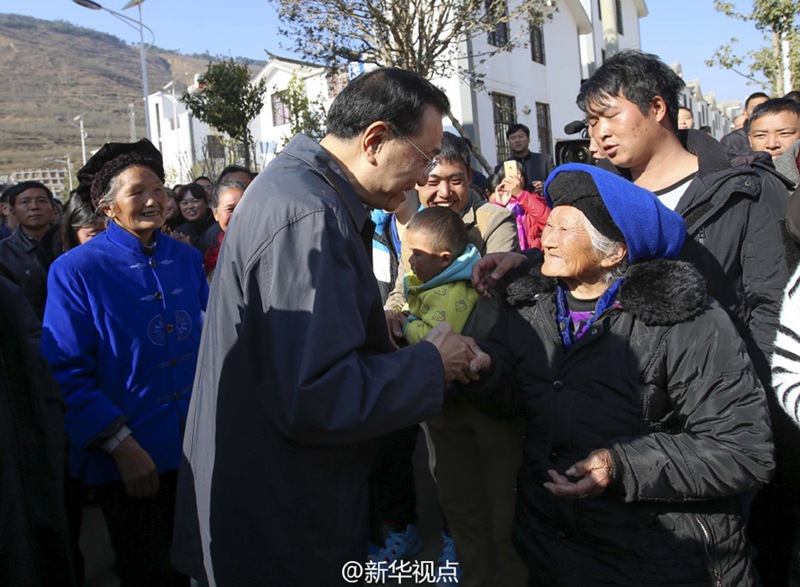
[194,175,212,183]
[745,92,770,110]
[784,90,800,103]
[326,67,450,139]
[438,131,472,173]
[506,124,529,139]
[211,179,246,209]
[749,98,800,127]
[216,165,252,184]
[5,181,54,207]
[577,50,685,133]
[406,206,468,259]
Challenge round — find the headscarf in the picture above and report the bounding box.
[544,163,686,263]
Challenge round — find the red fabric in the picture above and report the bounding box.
[204,231,224,275]
[515,191,551,250]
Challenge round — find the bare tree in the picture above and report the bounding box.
[269,0,556,172]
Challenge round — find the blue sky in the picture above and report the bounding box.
[10,1,767,104]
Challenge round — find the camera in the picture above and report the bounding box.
[554,120,594,167]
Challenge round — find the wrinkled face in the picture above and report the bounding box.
[405,228,447,283]
[11,187,52,232]
[76,220,106,245]
[507,129,530,156]
[102,166,167,242]
[179,191,209,221]
[748,111,800,158]
[417,159,471,213]
[677,109,694,130]
[213,187,245,233]
[540,206,606,289]
[586,93,661,173]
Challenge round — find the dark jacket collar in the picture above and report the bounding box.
[498,254,706,327]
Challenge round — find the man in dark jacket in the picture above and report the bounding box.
[577,50,792,586]
[172,68,481,587]
[0,181,61,319]
[0,276,74,586]
[494,123,555,194]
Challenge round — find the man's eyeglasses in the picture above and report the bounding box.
[387,123,439,176]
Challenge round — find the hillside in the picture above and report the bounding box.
[0,13,264,178]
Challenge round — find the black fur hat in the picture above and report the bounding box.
[76,139,164,211]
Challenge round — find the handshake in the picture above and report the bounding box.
[425,323,491,385]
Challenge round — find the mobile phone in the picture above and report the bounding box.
[503,160,518,180]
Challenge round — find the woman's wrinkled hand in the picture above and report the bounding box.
[543,448,614,499]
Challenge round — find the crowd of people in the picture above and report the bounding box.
[3,49,800,587]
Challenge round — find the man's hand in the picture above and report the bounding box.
[112,435,160,498]
[543,449,614,499]
[425,323,482,385]
[384,310,405,350]
[531,180,544,194]
[471,252,527,298]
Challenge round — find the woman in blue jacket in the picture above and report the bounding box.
[42,139,208,586]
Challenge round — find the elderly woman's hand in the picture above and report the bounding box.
[111,435,160,498]
[544,448,614,499]
[471,252,527,298]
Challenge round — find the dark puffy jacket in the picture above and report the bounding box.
[478,257,774,586]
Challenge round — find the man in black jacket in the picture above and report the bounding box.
[495,123,554,194]
[576,49,791,587]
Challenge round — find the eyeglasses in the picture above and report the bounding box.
[387,123,438,176]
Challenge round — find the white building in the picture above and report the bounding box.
[148,0,734,180]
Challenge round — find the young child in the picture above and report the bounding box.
[399,206,480,344]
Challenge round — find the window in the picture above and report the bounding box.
[615,0,624,35]
[271,92,291,127]
[486,0,509,47]
[491,93,516,162]
[536,102,553,156]
[530,23,546,64]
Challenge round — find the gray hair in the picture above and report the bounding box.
[96,172,125,213]
[583,216,629,282]
[211,179,247,209]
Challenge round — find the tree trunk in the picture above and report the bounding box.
[446,109,494,175]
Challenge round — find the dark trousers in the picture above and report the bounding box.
[95,470,188,587]
[65,475,85,586]
[369,425,420,543]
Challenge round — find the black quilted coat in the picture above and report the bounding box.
[478,256,775,586]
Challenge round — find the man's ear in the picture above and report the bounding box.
[362,121,390,165]
[650,96,669,125]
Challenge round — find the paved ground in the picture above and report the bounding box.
[80,430,447,586]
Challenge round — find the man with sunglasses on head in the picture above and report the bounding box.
[173,67,485,587]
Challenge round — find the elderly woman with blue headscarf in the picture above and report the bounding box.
[469,163,775,586]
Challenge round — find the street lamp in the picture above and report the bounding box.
[56,114,87,165]
[72,0,153,140]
